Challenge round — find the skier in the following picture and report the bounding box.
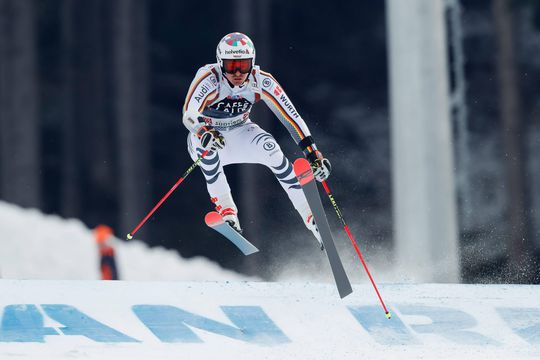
[182,32,331,249]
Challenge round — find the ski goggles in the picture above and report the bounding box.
[222,59,252,74]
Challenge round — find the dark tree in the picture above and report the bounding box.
[111,0,151,237]
[493,0,534,281]
[0,0,41,208]
[60,0,114,224]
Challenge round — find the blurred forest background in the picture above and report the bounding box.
[0,0,539,282]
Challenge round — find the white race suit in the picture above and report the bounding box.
[182,63,320,225]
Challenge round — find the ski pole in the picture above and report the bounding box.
[321,180,391,319]
[126,150,209,240]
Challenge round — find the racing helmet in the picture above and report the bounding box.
[216,32,256,74]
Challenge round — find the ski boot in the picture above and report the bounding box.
[306,214,324,251]
[211,193,243,234]
[221,208,243,234]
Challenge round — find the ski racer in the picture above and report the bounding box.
[182,32,331,249]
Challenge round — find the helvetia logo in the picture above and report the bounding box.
[225,49,249,55]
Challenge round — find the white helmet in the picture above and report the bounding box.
[216,32,256,73]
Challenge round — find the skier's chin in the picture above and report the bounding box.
[230,78,245,86]
[225,73,248,87]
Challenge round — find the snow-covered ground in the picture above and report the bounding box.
[0,280,538,359]
[0,201,538,359]
[0,201,251,281]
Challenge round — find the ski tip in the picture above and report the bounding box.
[293,158,314,186]
[205,211,224,227]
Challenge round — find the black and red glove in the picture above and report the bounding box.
[299,136,331,182]
[306,150,331,182]
[196,125,225,152]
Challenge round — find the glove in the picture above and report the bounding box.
[306,150,331,182]
[196,125,225,152]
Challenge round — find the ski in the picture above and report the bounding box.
[205,211,259,255]
[294,158,353,299]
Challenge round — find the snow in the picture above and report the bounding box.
[0,201,251,281]
[0,201,538,359]
[0,281,538,359]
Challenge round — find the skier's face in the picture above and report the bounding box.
[224,70,249,87]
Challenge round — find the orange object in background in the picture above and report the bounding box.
[93,225,119,280]
[94,225,113,244]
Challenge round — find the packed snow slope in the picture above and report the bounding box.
[0,280,539,360]
[0,202,539,359]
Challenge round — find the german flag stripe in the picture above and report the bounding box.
[184,71,213,112]
[262,89,306,140]
[260,70,277,83]
[261,71,313,150]
[198,89,218,112]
